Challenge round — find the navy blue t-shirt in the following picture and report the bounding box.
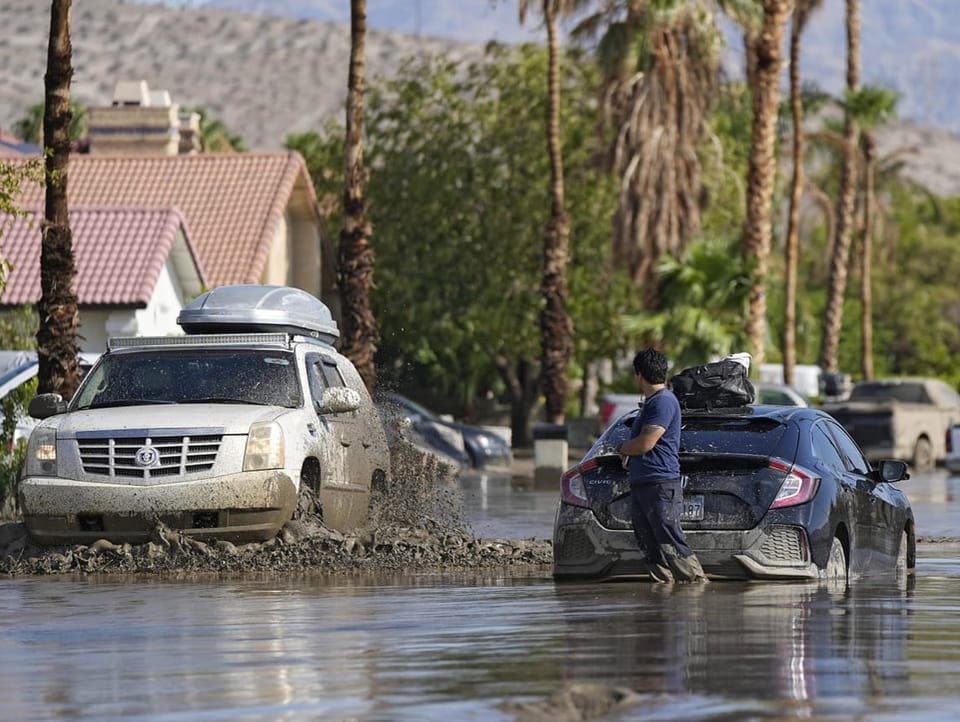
[627,387,681,483]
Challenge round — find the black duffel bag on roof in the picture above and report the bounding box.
[669,357,755,410]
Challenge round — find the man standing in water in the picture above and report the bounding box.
[618,348,708,583]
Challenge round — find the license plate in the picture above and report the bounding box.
[681,495,704,522]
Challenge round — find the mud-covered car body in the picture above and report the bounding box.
[553,405,915,582]
[19,285,389,546]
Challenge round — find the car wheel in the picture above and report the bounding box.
[912,437,934,473]
[823,536,847,590]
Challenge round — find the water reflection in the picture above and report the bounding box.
[552,578,914,712]
[5,461,960,722]
[1,569,956,721]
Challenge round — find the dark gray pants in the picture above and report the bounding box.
[629,479,706,582]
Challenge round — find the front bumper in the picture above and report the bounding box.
[474,447,513,469]
[19,470,298,545]
[553,504,819,581]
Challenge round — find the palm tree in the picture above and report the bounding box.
[37,0,80,399]
[818,0,860,375]
[741,0,791,369]
[783,0,824,387]
[12,100,87,146]
[573,1,721,308]
[182,106,247,152]
[339,0,378,392]
[519,0,577,425]
[846,86,897,379]
[621,239,751,369]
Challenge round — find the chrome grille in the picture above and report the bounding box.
[78,434,222,479]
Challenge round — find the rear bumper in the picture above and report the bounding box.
[19,470,298,545]
[553,504,818,581]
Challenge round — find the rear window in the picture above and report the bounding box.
[849,382,930,403]
[680,417,787,456]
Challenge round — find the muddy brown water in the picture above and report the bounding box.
[3,468,960,721]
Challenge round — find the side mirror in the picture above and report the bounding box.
[874,458,910,483]
[28,393,67,419]
[316,386,362,415]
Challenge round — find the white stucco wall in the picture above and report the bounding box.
[262,213,290,287]
[79,258,187,352]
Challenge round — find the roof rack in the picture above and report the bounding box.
[108,333,291,352]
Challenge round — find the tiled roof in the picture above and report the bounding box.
[0,206,204,306]
[8,152,321,288]
[0,131,40,157]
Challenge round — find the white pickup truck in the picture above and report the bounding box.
[823,377,960,472]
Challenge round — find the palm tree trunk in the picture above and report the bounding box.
[860,129,875,380]
[818,0,860,374]
[783,7,804,388]
[540,0,573,425]
[339,0,378,392]
[742,0,790,370]
[37,0,80,399]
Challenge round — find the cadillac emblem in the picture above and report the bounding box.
[135,446,160,468]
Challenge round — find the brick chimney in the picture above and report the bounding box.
[87,80,199,156]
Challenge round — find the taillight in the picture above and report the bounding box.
[948,427,954,454]
[599,402,615,429]
[560,458,598,508]
[769,458,820,508]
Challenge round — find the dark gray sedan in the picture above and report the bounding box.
[553,405,915,584]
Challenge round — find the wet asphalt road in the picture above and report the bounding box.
[2,468,960,721]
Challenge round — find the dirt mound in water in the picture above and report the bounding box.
[0,438,552,576]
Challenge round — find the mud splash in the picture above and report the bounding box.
[0,438,552,576]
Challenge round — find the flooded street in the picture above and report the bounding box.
[3,469,960,721]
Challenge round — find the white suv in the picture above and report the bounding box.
[19,285,389,546]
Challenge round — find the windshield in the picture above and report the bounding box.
[73,349,302,410]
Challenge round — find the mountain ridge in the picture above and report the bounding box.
[1,0,958,197]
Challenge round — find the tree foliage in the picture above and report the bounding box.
[291,43,633,426]
[12,100,87,144]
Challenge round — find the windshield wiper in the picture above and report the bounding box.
[83,399,178,409]
[179,397,271,406]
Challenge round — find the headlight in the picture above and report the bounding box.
[243,421,284,471]
[24,428,58,477]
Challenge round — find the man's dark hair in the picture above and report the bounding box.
[633,348,668,384]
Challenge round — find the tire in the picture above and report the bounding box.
[894,531,913,579]
[912,437,934,473]
[823,536,847,590]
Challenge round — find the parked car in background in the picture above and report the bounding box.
[376,397,470,469]
[755,382,810,408]
[19,285,390,545]
[823,377,960,472]
[554,404,914,584]
[946,424,960,474]
[597,393,641,434]
[0,351,101,445]
[376,392,512,470]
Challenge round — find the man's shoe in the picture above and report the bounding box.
[645,561,675,583]
[671,553,709,583]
